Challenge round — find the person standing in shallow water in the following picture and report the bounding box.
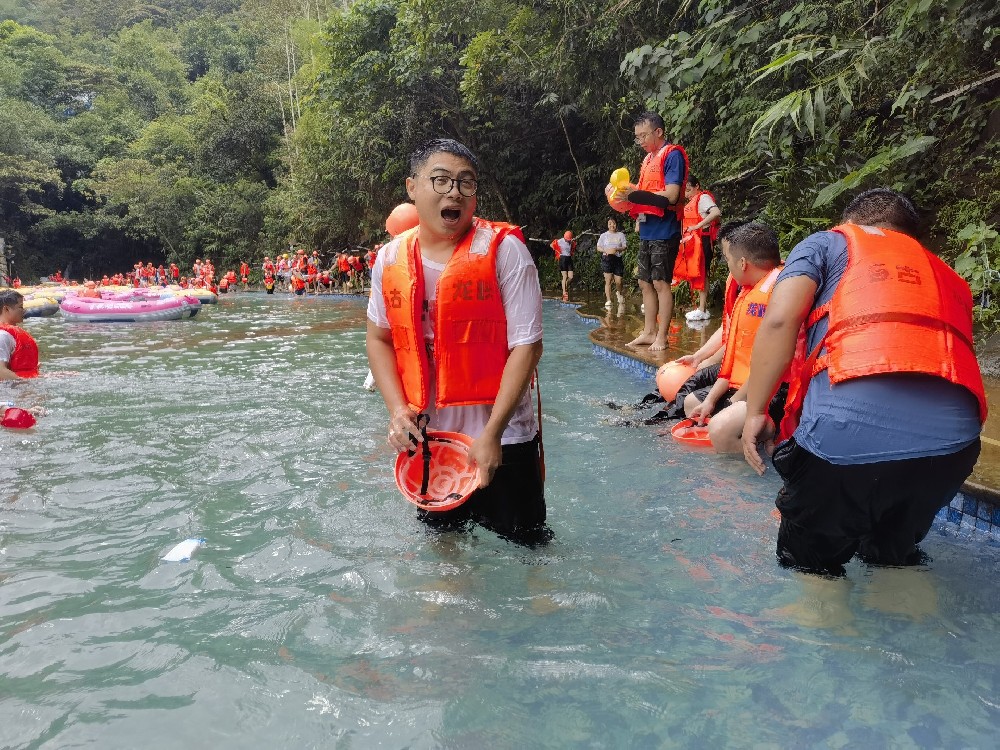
[0,290,40,380]
[366,138,548,543]
[742,188,985,576]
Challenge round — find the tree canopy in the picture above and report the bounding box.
[0,0,997,323]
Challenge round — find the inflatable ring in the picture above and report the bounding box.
[394,430,478,512]
[671,418,712,447]
[656,361,696,402]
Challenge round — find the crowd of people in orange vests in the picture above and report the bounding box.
[8,246,381,296]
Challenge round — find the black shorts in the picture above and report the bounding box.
[600,254,624,276]
[700,234,714,278]
[558,256,574,273]
[418,436,549,544]
[685,381,788,425]
[638,237,680,283]
[771,437,981,575]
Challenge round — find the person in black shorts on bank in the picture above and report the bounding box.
[597,218,628,309]
[622,111,686,352]
[551,231,576,301]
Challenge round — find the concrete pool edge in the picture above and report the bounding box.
[564,300,1000,547]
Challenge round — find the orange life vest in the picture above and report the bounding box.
[682,190,720,242]
[550,239,575,259]
[291,275,305,291]
[628,143,689,220]
[781,224,988,435]
[382,218,521,411]
[0,324,39,377]
[719,266,783,389]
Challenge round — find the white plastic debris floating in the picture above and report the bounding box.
[161,538,206,562]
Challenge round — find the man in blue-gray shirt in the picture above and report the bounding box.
[623,112,687,352]
[741,189,983,575]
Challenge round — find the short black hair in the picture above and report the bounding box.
[719,221,780,267]
[0,289,23,309]
[634,111,665,132]
[409,138,479,176]
[687,173,701,187]
[841,188,921,238]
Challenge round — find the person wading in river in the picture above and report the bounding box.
[366,138,548,543]
[742,188,985,575]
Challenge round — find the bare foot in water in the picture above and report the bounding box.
[649,337,669,352]
[627,333,655,347]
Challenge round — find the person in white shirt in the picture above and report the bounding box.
[366,138,548,543]
[596,218,628,310]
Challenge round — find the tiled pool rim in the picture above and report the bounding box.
[562,300,1000,546]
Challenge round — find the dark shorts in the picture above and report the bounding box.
[294,287,304,295]
[418,436,549,545]
[771,437,981,575]
[700,234,714,278]
[558,256,574,273]
[685,380,788,426]
[600,254,624,277]
[638,237,680,283]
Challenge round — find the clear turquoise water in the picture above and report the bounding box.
[2,294,999,748]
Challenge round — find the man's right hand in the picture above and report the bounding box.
[673,354,701,368]
[387,406,422,452]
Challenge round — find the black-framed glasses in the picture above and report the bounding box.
[427,175,478,197]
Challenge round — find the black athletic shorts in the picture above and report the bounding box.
[600,254,625,276]
[685,382,788,425]
[700,234,714,279]
[771,437,981,575]
[558,256,574,273]
[638,237,680,283]
[418,436,549,545]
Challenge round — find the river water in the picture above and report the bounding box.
[2,294,999,748]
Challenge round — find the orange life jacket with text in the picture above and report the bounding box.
[782,223,987,435]
[719,266,783,389]
[628,143,689,220]
[0,324,39,377]
[682,190,720,242]
[382,218,522,411]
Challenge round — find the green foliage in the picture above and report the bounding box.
[0,0,997,336]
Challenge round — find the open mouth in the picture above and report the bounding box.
[441,207,462,223]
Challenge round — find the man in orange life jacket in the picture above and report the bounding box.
[742,189,984,575]
[622,111,687,352]
[684,222,789,453]
[0,290,40,380]
[366,138,546,542]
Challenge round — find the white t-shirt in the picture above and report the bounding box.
[368,233,542,445]
[555,238,573,257]
[597,231,627,254]
[696,193,718,219]
[0,330,15,364]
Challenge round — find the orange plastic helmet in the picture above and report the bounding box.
[671,417,712,447]
[394,430,479,512]
[563,231,573,241]
[655,361,696,402]
[386,203,420,237]
[2,407,36,429]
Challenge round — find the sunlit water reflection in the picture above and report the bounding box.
[2,294,999,748]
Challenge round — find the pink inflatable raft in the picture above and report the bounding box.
[60,293,200,322]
